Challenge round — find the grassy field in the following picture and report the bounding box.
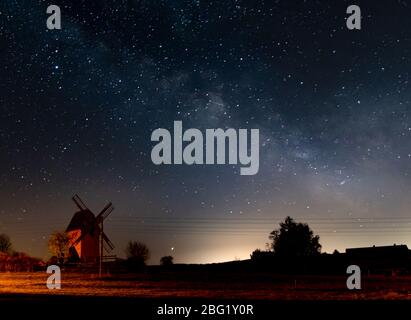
[1,271,411,300]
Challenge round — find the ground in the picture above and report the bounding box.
[1,271,411,300]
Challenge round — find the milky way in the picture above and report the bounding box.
[0,0,410,263]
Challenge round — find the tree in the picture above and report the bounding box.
[126,241,150,267]
[0,234,12,254]
[250,249,263,260]
[160,255,174,266]
[48,231,69,264]
[269,216,321,257]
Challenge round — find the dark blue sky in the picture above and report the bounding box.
[0,0,411,263]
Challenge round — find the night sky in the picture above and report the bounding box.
[0,0,411,264]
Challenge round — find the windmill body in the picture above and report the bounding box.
[66,195,114,264]
[66,209,100,263]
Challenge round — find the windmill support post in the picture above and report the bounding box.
[99,220,103,278]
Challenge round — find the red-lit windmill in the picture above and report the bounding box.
[66,194,114,275]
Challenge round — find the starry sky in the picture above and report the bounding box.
[0,0,410,264]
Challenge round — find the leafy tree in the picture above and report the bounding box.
[0,234,12,254]
[126,241,150,267]
[269,216,321,257]
[48,231,69,264]
[160,255,174,266]
[250,249,263,260]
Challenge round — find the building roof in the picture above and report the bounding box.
[66,209,99,236]
[346,244,409,258]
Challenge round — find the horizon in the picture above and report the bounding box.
[4,209,411,264]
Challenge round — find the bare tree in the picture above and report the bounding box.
[0,234,12,254]
[48,231,70,264]
[126,241,150,266]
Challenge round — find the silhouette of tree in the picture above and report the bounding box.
[269,216,321,257]
[250,248,274,262]
[48,231,69,264]
[160,255,174,266]
[0,234,12,254]
[126,241,150,268]
[250,249,263,260]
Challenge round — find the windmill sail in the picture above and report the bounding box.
[102,232,114,251]
[96,202,114,221]
[72,194,88,211]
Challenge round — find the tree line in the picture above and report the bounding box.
[0,216,322,271]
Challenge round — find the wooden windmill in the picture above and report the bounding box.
[66,194,114,276]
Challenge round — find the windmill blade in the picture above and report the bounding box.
[103,242,113,253]
[71,222,98,247]
[96,202,114,221]
[72,194,88,211]
[71,231,87,247]
[102,232,114,250]
[71,222,97,247]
